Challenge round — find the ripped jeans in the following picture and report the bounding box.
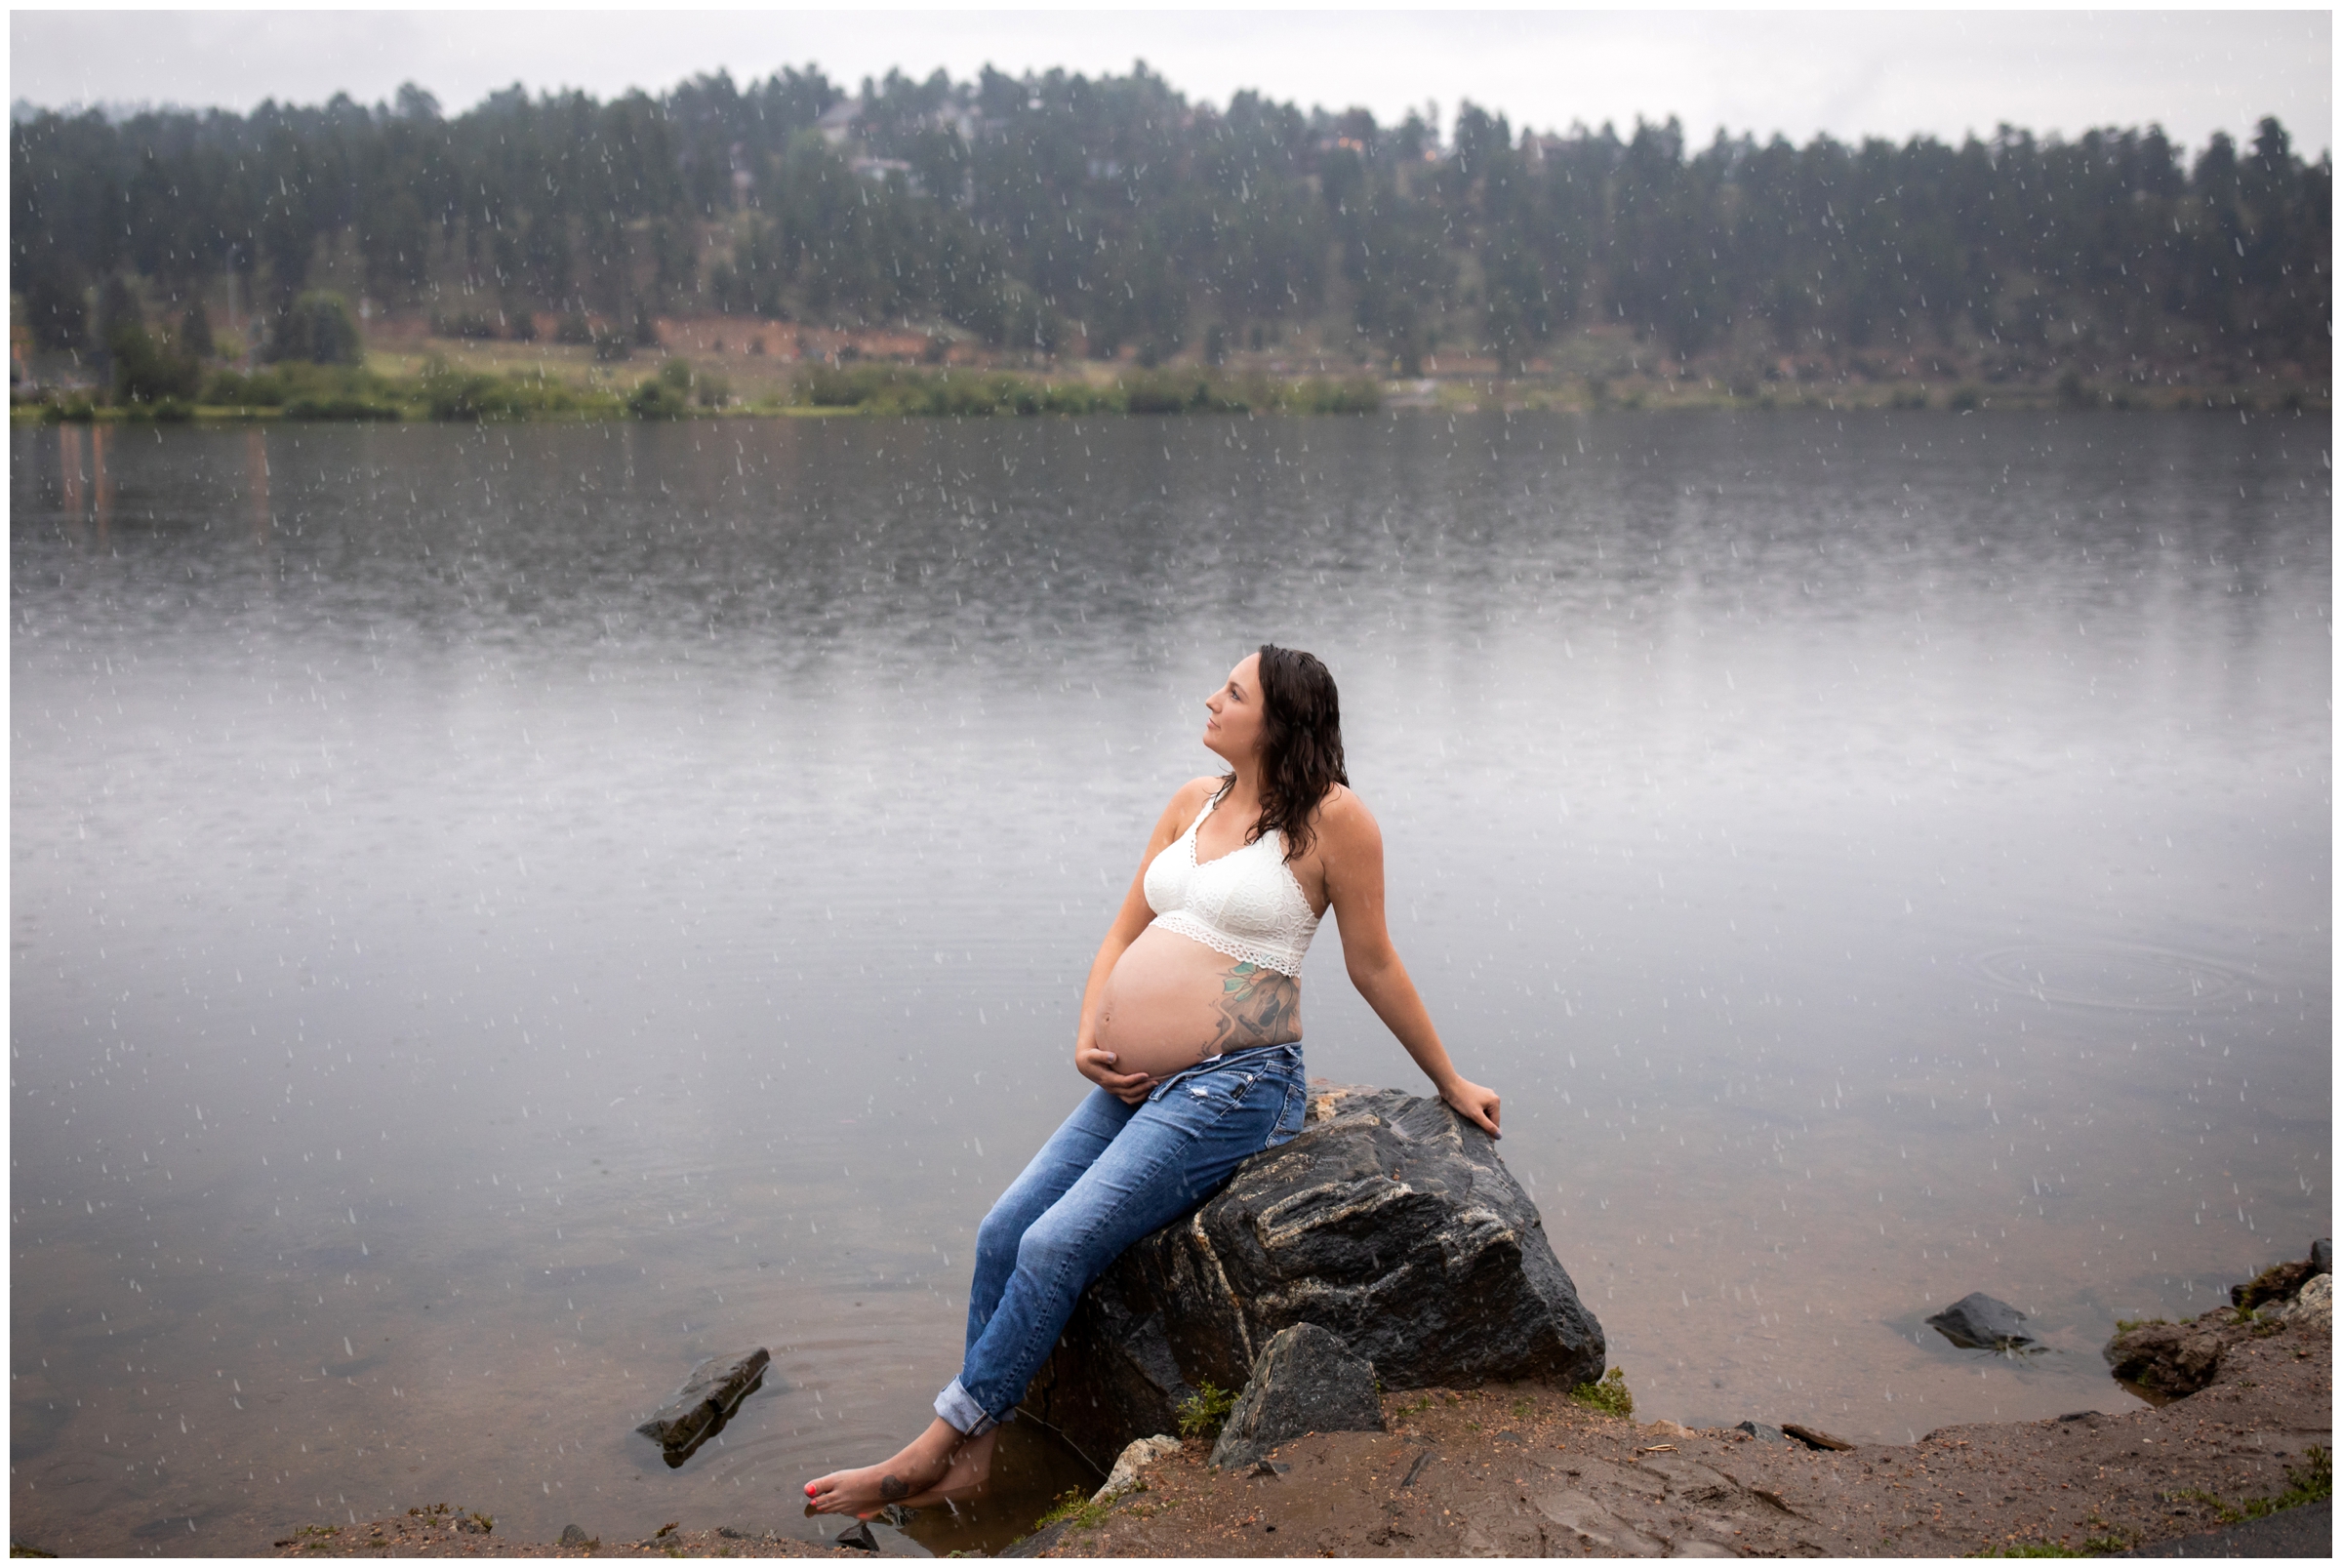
[934,1043,1308,1436]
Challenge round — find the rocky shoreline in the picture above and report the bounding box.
[201,1092,2337,1561]
[249,1287,2326,1560]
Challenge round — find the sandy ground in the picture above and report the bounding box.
[254,1304,2324,1558]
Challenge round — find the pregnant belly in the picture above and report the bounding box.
[1095,923,1303,1080]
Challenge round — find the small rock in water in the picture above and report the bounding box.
[2105,1319,2225,1397]
[1733,1421,1787,1443]
[558,1523,593,1548]
[833,1518,879,1552]
[2311,1237,2332,1272]
[1925,1292,2038,1351]
[634,1347,770,1449]
[1208,1322,1385,1469]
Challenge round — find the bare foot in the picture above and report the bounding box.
[803,1417,962,1517]
[893,1427,998,1508]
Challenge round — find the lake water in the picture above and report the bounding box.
[11,411,2329,1556]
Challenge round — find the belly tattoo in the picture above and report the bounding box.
[1206,962,1300,1055]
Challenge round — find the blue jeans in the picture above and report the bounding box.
[934,1043,1309,1435]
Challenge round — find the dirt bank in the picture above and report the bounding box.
[1011,1307,2327,1559]
[247,1303,2324,1559]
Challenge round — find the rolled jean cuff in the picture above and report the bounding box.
[934,1377,1001,1437]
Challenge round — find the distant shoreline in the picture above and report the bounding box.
[12,368,2323,425]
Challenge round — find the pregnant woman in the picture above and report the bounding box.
[805,645,1502,1516]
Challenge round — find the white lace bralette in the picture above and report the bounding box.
[1141,791,1322,978]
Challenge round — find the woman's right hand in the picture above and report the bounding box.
[1076,1039,1155,1105]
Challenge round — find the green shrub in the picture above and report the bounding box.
[204,368,288,406]
[109,321,201,404]
[1570,1367,1635,1420]
[265,292,365,366]
[418,357,594,421]
[283,393,400,421]
[1175,1380,1236,1441]
[1122,372,1210,414]
[627,376,689,419]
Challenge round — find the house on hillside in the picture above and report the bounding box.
[817,99,860,146]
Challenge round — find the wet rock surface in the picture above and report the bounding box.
[2278,1272,2332,1334]
[1021,1081,1605,1466]
[1927,1291,2039,1351]
[1208,1323,1385,1469]
[2108,1317,2232,1397]
[2232,1260,2322,1312]
[632,1347,769,1451]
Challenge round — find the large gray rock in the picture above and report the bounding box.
[634,1347,768,1451]
[1208,1322,1384,1468]
[1926,1293,2038,1351]
[1020,1082,1605,1467]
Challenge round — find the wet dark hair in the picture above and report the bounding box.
[1219,644,1348,863]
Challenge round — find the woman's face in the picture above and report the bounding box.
[1203,653,1267,764]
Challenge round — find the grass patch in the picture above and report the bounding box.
[1032,1487,1110,1533]
[1976,1541,2118,1557]
[1176,1379,1237,1441]
[2170,1445,2330,1524]
[1570,1366,1635,1420]
[1978,1545,2084,1558]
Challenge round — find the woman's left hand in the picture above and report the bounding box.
[1440,1077,1502,1139]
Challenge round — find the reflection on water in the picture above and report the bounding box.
[10,412,2329,1556]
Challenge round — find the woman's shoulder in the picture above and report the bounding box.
[1154,775,1221,829]
[1311,783,1379,843]
[1172,774,1222,810]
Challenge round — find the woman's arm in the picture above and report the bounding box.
[1316,791,1503,1138]
[1073,779,1215,1104]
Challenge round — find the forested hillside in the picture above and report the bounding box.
[11,61,2329,387]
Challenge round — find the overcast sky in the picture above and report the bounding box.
[11,6,2331,157]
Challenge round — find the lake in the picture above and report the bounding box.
[10,410,2329,1555]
